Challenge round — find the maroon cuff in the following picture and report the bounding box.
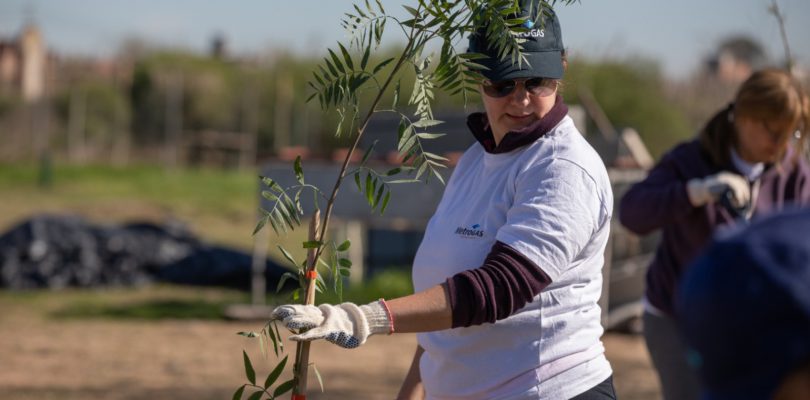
[445,241,553,328]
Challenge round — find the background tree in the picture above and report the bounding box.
[564,57,692,158]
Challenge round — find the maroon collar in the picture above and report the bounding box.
[467,94,569,154]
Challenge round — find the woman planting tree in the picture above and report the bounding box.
[270,1,617,399]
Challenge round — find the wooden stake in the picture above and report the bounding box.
[292,209,321,399]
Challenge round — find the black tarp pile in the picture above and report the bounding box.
[0,215,289,290]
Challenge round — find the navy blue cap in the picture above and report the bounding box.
[677,208,810,400]
[467,1,564,81]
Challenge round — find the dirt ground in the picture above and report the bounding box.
[0,305,661,400]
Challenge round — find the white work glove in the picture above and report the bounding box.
[270,301,392,349]
[686,172,750,208]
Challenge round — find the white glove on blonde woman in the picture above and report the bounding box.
[270,301,393,349]
[686,172,750,208]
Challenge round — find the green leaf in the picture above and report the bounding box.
[385,167,401,176]
[361,140,377,164]
[246,391,263,400]
[354,171,362,192]
[374,19,384,45]
[399,133,418,154]
[339,267,352,276]
[260,176,275,188]
[242,350,256,385]
[258,329,267,359]
[263,355,288,389]
[371,178,379,206]
[459,52,489,60]
[374,185,385,209]
[338,42,354,70]
[424,151,450,161]
[304,92,318,103]
[380,191,392,215]
[338,258,353,268]
[273,378,297,397]
[396,118,408,140]
[277,245,297,267]
[360,45,370,70]
[237,331,260,338]
[373,57,394,74]
[252,214,268,236]
[275,207,293,232]
[324,56,338,78]
[266,323,279,356]
[392,80,400,108]
[416,132,446,140]
[261,191,279,202]
[505,17,529,26]
[285,197,302,225]
[336,239,351,252]
[273,321,284,352]
[313,363,325,392]
[365,172,373,205]
[317,257,332,272]
[388,178,420,184]
[328,48,345,73]
[336,266,344,301]
[294,189,305,214]
[416,159,429,179]
[293,156,304,184]
[403,4,419,17]
[303,240,322,249]
[397,125,414,152]
[401,18,417,28]
[232,385,246,400]
[353,3,367,18]
[312,70,325,86]
[276,271,297,293]
[267,212,280,235]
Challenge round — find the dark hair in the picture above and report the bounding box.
[699,68,809,167]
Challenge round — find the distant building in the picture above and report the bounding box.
[0,23,47,102]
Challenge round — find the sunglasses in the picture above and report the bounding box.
[481,77,557,98]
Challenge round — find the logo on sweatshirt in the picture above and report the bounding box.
[454,223,484,238]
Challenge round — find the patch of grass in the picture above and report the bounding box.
[0,268,414,322]
[0,162,294,257]
[0,163,257,217]
[316,268,414,305]
[0,285,250,321]
[53,299,231,320]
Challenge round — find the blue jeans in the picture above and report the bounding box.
[570,376,617,400]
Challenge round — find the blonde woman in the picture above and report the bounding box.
[620,68,810,400]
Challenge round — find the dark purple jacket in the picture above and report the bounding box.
[619,139,810,317]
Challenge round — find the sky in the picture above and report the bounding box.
[0,0,808,79]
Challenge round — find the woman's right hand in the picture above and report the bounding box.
[686,172,750,208]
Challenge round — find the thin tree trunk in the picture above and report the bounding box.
[67,86,86,164]
[292,210,321,397]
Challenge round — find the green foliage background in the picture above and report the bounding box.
[120,50,697,160]
[563,57,694,158]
